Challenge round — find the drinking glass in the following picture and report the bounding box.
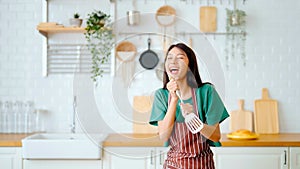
[4,101,13,133]
[24,101,34,133]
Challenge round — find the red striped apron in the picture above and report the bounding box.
[164,88,215,169]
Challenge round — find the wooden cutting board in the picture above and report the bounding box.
[254,88,279,134]
[133,96,158,134]
[200,6,217,32]
[229,99,253,132]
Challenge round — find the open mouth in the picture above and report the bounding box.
[169,67,179,74]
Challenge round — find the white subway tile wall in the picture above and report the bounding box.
[0,0,299,133]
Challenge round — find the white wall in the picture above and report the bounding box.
[0,0,299,134]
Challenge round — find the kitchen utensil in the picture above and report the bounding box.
[116,41,137,86]
[155,5,176,27]
[199,6,217,32]
[188,37,193,48]
[229,99,253,132]
[155,5,176,59]
[127,0,140,26]
[254,88,279,134]
[176,90,203,134]
[127,10,140,26]
[139,38,159,70]
[116,41,137,62]
[132,96,157,134]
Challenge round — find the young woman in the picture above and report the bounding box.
[149,43,229,169]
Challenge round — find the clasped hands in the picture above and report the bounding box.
[167,78,194,117]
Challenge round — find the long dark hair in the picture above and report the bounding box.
[163,43,209,89]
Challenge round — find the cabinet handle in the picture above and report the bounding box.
[284,150,287,165]
[159,150,163,165]
[150,150,154,165]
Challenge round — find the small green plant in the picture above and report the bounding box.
[225,9,247,69]
[73,13,80,19]
[226,9,246,27]
[85,10,114,82]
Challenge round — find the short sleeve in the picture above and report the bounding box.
[199,84,229,147]
[149,89,169,126]
[203,85,229,125]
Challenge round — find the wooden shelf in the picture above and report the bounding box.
[37,26,86,37]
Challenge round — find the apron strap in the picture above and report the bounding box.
[191,88,199,117]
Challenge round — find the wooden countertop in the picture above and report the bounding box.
[102,133,165,147]
[1,133,300,147]
[103,133,300,147]
[0,134,33,147]
[220,133,300,147]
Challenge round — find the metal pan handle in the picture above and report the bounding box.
[147,38,151,50]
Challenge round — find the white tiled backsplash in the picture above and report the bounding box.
[0,0,299,133]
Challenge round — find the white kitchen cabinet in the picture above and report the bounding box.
[290,147,300,169]
[211,147,288,169]
[155,147,169,169]
[23,160,102,169]
[0,147,22,169]
[102,147,169,169]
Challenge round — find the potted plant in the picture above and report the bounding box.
[225,9,247,69]
[69,12,83,27]
[84,10,114,82]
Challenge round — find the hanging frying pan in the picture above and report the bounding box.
[139,38,159,70]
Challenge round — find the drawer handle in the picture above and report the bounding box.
[159,150,163,165]
[150,150,154,165]
[284,150,287,165]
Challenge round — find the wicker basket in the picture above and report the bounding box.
[115,41,137,62]
[155,5,176,26]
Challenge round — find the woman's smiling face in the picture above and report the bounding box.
[165,47,189,80]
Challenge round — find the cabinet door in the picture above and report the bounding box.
[155,147,169,169]
[211,147,288,169]
[290,147,300,169]
[0,147,22,169]
[23,160,101,169]
[103,147,155,169]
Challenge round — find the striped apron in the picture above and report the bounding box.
[164,89,215,169]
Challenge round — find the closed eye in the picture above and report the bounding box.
[176,54,186,59]
[166,55,174,60]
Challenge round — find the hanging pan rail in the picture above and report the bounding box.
[118,31,246,36]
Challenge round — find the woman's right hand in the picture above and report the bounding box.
[166,78,179,102]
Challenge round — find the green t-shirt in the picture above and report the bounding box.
[149,84,229,147]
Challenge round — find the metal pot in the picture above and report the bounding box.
[230,11,241,26]
[69,18,83,27]
[127,10,140,26]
